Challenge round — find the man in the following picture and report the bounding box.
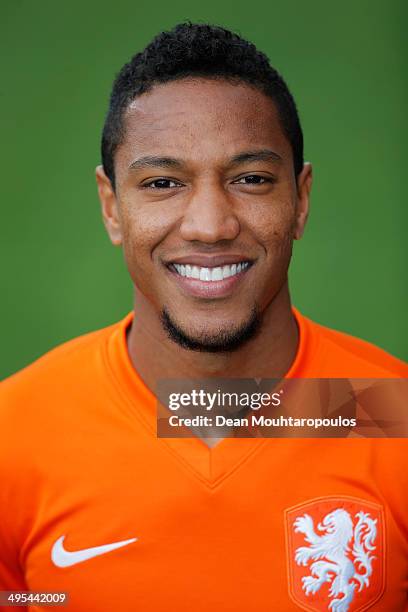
[0,22,407,612]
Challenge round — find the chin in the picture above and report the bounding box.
[160,306,261,353]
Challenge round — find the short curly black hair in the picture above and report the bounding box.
[101,22,304,189]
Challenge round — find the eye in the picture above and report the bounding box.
[142,178,183,189]
[233,175,273,185]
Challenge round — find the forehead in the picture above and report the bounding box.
[118,78,291,167]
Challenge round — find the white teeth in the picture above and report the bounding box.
[199,267,211,281]
[222,265,232,278]
[211,267,223,281]
[191,266,200,279]
[173,262,250,282]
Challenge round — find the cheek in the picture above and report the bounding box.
[119,202,175,270]
[245,198,296,304]
[119,208,168,304]
[247,198,296,254]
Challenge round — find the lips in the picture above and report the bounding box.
[165,254,255,268]
[165,255,254,298]
[172,261,251,282]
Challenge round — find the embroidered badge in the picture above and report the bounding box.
[285,497,385,611]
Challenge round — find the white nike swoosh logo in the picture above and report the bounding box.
[51,535,137,567]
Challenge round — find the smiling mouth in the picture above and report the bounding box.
[168,261,252,282]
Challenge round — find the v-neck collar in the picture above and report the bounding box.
[103,308,317,489]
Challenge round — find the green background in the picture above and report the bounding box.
[1,0,407,379]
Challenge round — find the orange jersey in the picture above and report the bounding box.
[0,309,407,611]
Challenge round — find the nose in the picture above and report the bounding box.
[179,179,240,243]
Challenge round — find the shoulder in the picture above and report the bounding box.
[0,316,127,423]
[298,311,408,377]
[2,323,111,387]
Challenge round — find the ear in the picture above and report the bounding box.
[294,162,312,240]
[95,165,123,245]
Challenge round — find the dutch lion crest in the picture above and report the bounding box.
[293,508,377,612]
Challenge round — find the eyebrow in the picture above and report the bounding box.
[129,156,183,171]
[128,148,282,171]
[228,149,282,166]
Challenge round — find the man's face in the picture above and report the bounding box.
[97,78,311,351]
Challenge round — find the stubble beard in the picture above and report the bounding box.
[160,305,262,353]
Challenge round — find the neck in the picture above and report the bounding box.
[127,282,299,396]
